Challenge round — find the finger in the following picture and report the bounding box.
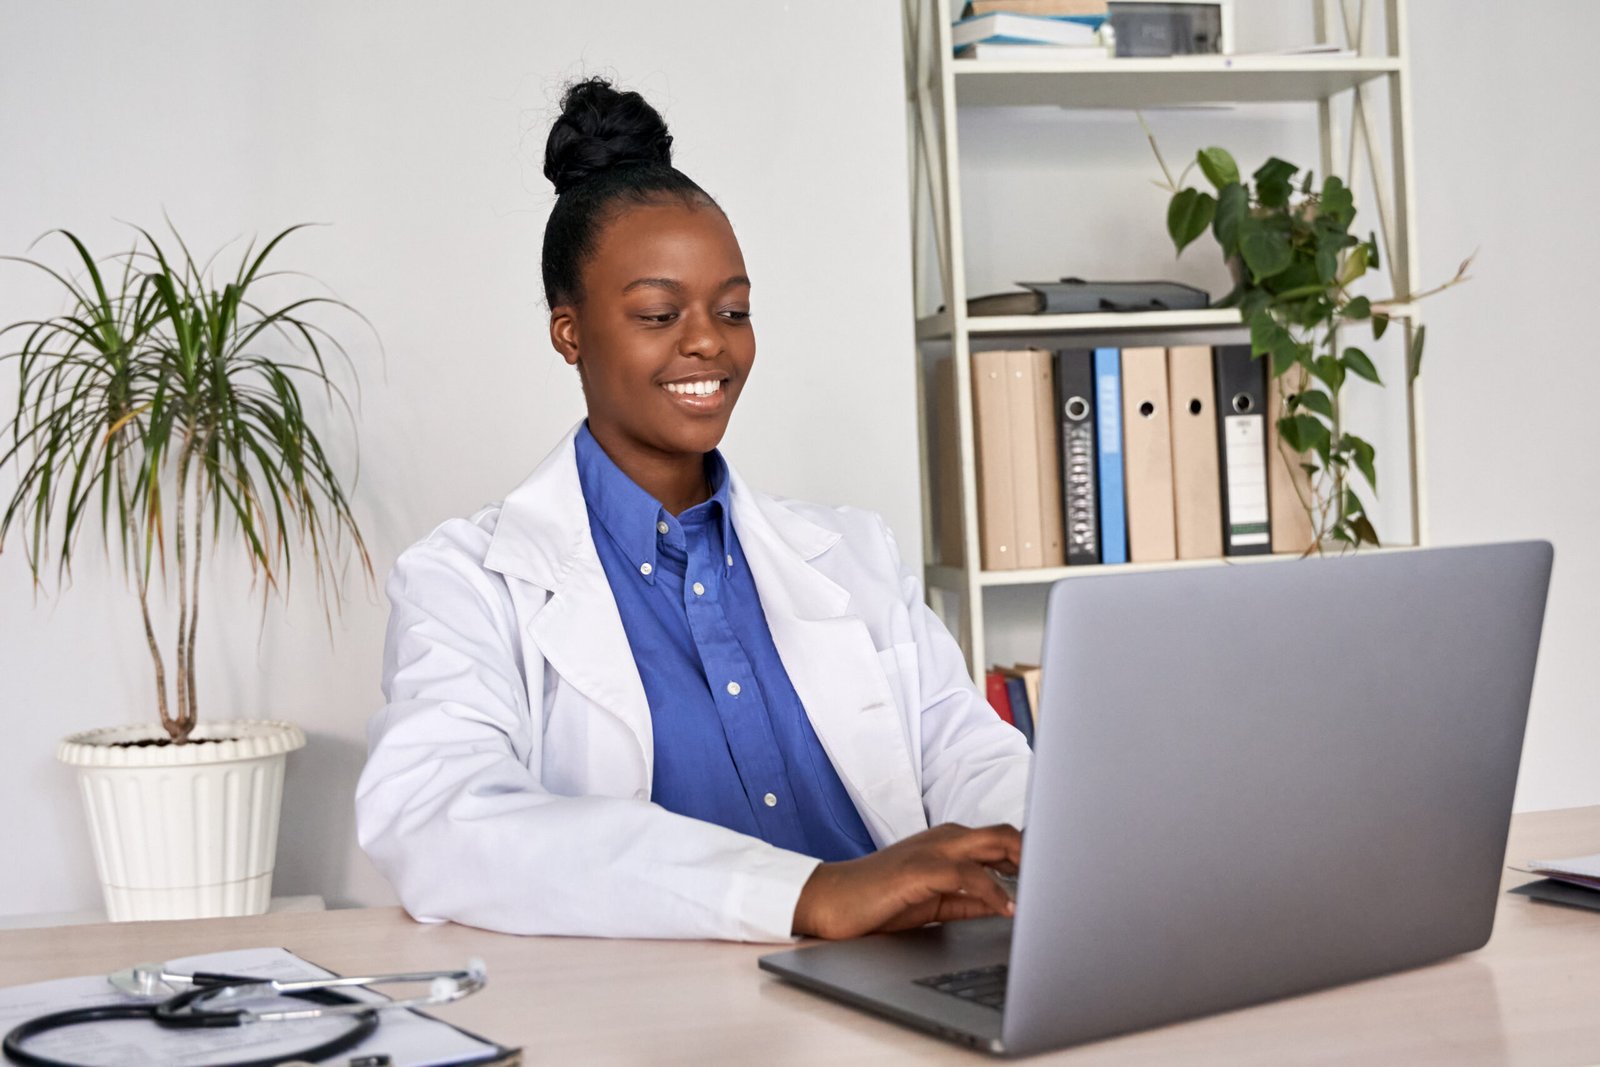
[879,890,1002,933]
[937,824,1023,867]
[950,859,1015,917]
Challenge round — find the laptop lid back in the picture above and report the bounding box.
[1003,542,1552,1055]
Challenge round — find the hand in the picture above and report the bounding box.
[791,823,1021,940]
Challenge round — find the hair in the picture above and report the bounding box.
[541,76,720,309]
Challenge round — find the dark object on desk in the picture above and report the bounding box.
[1108,1,1223,56]
[962,278,1209,316]
[1509,877,1600,913]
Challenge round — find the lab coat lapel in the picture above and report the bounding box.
[728,469,928,846]
[484,426,654,787]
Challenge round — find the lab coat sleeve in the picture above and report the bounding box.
[355,519,822,942]
[878,516,1032,830]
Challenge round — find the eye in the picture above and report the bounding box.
[637,312,678,325]
[722,310,752,323]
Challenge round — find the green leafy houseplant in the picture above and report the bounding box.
[0,224,374,742]
[1155,142,1469,549]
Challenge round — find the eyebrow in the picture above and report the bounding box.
[621,274,751,295]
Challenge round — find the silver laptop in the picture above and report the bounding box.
[759,541,1553,1056]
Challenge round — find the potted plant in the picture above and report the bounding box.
[1155,139,1470,549]
[0,224,373,920]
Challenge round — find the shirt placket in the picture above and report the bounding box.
[678,512,805,845]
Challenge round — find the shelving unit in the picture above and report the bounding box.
[902,0,1425,677]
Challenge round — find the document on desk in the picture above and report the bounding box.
[0,946,513,1067]
[1526,852,1600,891]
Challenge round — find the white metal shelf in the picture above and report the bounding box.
[903,0,1423,678]
[915,303,1418,342]
[927,549,1374,594]
[953,57,1402,109]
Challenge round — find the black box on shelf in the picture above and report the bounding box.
[1108,1,1224,56]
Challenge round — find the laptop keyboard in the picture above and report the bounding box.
[914,963,1008,1010]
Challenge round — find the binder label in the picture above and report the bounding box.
[1223,414,1270,546]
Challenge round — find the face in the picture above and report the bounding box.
[549,198,755,462]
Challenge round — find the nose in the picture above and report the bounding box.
[676,306,723,360]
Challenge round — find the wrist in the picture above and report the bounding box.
[791,862,836,938]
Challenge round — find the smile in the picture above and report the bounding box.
[663,379,723,396]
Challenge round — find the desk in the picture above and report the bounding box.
[3,807,1598,1065]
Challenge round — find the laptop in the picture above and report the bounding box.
[759,542,1553,1056]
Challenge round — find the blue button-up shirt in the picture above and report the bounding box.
[574,423,875,862]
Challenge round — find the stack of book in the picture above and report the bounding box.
[953,1,1110,61]
[985,663,1042,747]
[931,344,1317,571]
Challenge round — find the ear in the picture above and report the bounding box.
[549,305,580,366]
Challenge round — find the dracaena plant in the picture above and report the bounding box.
[0,224,374,742]
[1152,138,1470,550]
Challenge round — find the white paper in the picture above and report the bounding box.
[1529,851,1600,890]
[0,946,503,1067]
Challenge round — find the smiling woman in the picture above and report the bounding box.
[354,76,1032,943]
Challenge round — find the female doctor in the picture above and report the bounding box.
[356,77,1032,943]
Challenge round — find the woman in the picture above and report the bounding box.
[356,76,1031,942]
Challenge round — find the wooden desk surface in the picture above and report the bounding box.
[4,807,1599,1065]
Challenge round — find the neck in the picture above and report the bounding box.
[587,422,711,516]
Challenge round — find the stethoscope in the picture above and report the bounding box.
[3,958,487,1067]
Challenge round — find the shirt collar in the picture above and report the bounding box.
[574,420,734,584]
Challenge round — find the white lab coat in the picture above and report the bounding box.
[356,424,1031,942]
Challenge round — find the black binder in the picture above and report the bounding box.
[1212,345,1273,556]
[1054,349,1100,565]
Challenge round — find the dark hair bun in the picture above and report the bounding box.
[544,76,674,197]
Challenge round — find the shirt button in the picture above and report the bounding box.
[639,562,653,576]
[726,554,733,567]
[726,681,741,697]
[692,582,705,596]
[657,521,669,535]
[763,792,777,808]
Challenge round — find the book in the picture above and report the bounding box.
[1094,348,1128,565]
[953,11,1099,48]
[963,0,1108,17]
[929,356,966,567]
[1213,345,1273,556]
[985,669,1016,725]
[1054,349,1100,565]
[971,350,1017,570]
[1119,345,1178,562]
[1027,349,1067,568]
[955,43,1109,61]
[1267,365,1317,554]
[1167,344,1224,560]
[1000,671,1035,746]
[1004,350,1046,569]
[1011,663,1043,725]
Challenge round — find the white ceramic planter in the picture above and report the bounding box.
[57,720,306,922]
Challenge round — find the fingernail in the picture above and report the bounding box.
[1006,902,1015,916]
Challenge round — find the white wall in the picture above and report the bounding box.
[2,0,1596,920]
[0,0,919,916]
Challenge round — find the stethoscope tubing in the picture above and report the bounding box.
[2,971,379,1067]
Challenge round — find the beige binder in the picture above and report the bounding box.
[971,349,1017,570]
[1268,365,1317,554]
[1029,349,1067,568]
[1119,346,1178,562]
[1004,349,1045,570]
[1167,345,1225,560]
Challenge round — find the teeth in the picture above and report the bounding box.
[665,380,723,397]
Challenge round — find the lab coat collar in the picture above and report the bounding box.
[485,422,842,601]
